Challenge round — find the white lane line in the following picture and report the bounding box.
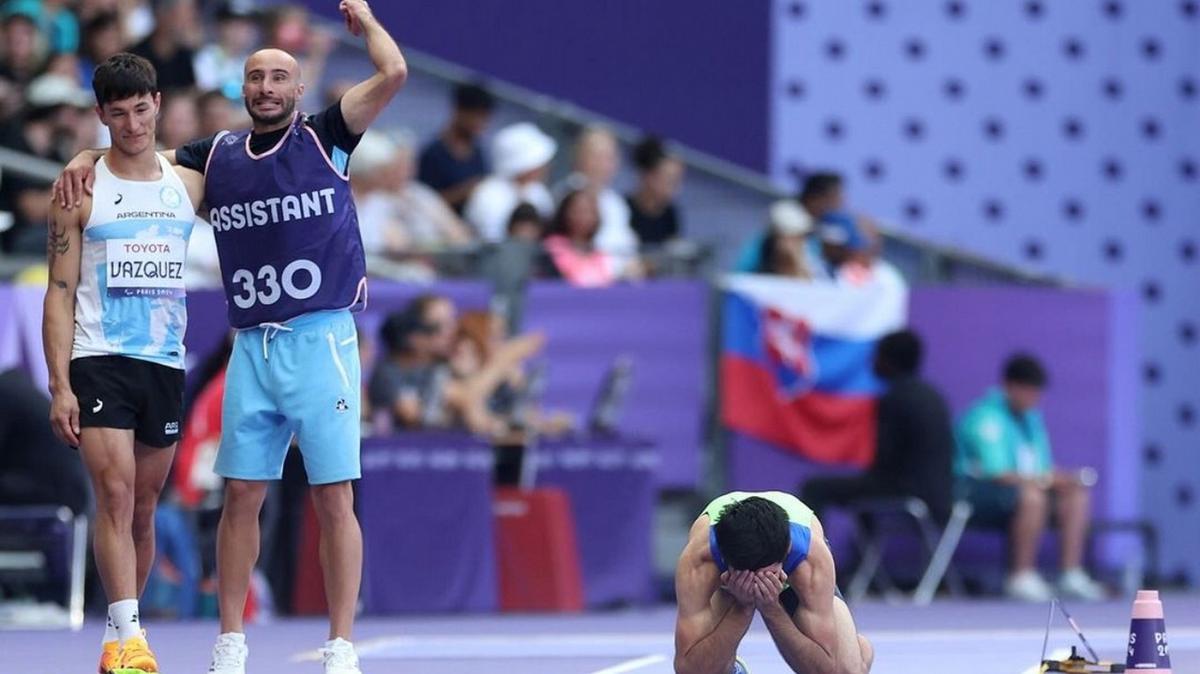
[590,654,668,674]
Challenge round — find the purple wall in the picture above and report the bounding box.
[304,1,772,170]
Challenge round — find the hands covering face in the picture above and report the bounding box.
[721,566,788,609]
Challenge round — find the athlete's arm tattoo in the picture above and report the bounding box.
[47,219,70,261]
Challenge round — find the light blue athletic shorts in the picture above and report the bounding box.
[215,310,361,484]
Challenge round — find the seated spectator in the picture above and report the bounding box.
[78,11,124,89]
[736,171,845,272]
[506,202,544,242]
[369,296,544,435]
[194,1,258,100]
[0,74,93,255]
[130,0,198,92]
[263,4,333,105]
[464,122,557,242]
[556,125,637,257]
[369,295,459,430]
[801,330,955,522]
[0,2,45,118]
[196,88,241,137]
[754,199,821,279]
[449,311,563,436]
[419,82,495,213]
[956,354,1107,601]
[817,211,874,279]
[626,135,684,245]
[352,130,473,255]
[0,368,91,517]
[157,90,198,149]
[543,189,643,287]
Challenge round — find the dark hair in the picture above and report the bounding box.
[546,189,599,240]
[454,82,495,112]
[1003,353,1048,388]
[798,172,843,204]
[83,11,120,35]
[506,202,543,236]
[197,89,228,110]
[632,135,669,172]
[713,497,791,571]
[380,294,449,355]
[875,330,923,378]
[92,53,158,106]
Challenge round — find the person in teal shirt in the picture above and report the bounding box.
[955,354,1106,602]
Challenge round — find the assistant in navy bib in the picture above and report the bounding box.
[204,111,367,328]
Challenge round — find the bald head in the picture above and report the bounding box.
[245,48,301,80]
[242,48,305,129]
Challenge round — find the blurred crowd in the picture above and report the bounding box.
[0,0,898,292]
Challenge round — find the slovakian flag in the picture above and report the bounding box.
[721,268,908,466]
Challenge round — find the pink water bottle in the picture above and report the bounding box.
[1126,590,1171,673]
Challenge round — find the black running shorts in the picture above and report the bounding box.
[69,355,185,448]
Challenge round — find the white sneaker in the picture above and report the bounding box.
[1058,568,1107,601]
[208,632,248,674]
[1005,570,1054,602]
[321,637,362,674]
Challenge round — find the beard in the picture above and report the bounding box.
[245,95,296,126]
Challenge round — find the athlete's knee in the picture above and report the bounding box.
[310,481,355,525]
[94,473,135,525]
[223,479,268,516]
[130,501,157,544]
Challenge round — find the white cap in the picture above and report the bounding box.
[27,74,94,109]
[350,129,407,175]
[492,122,557,178]
[769,199,813,235]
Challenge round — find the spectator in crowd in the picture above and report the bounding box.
[0,368,91,517]
[130,0,198,91]
[626,135,684,245]
[543,189,642,287]
[464,121,556,242]
[754,199,819,279]
[263,4,333,101]
[419,82,495,213]
[0,2,45,118]
[196,88,240,137]
[28,0,80,54]
[351,129,473,255]
[817,211,872,278]
[449,311,557,436]
[78,11,125,89]
[505,202,544,242]
[194,1,258,101]
[736,171,847,273]
[369,294,459,430]
[556,125,637,257]
[801,330,955,523]
[956,354,1107,602]
[0,74,93,254]
[156,90,198,149]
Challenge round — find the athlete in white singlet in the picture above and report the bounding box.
[42,53,203,674]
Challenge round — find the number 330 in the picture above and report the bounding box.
[231,259,322,309]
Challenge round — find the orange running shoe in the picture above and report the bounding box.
[98,640,120,674]
[117,635,159,673]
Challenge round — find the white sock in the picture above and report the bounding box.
[108,599,142,643]
[102,613,118,645]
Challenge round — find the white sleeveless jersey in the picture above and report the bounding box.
[72,154,195,369]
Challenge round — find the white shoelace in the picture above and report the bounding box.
[321,642,359,671]
[209,639,247,671]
